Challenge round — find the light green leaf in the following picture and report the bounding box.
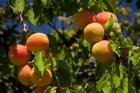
[129,46,140,66]
[102,81,111,93]
[26,8,39,25]
[110,40,121,57]
[113,74,120,88]
[45,86,57,93]
[122,77,128,93]
[33,51,49,77]
[9,0,25,13]
[41,0,51,6]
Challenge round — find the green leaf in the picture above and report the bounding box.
[122,77,128,93]
[26,8,39,25]
[129,46,140,66]
[41,0,48,6]
[113,74,120,88]
[32,51,50,77]
[101,0,114,12]
[110,39,121,57]
[68,85,86,93]
[96,70,111,92]
[9,0,25,13]
[104,17,114,36]
[45,86,57,93]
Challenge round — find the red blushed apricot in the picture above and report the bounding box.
[8,44,31,66]
[18,64,32,86]
[96,11,118,27]
[73,10,96,30]
[92,40,114,63]
[84,23,104,43]
[34,86,46,93]
[30,68,52,86]
[26,33,49,52]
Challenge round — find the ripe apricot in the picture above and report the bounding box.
[8,44,31,66]
[18,64,32,86]
[73,10,96,30]
[92,40,114,63]
[34,86,46,93]
[84,23,104,43]
[30,68,52,86]
[96,11,118,27]
[26,33,49,52]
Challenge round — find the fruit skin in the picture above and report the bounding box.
[96,11,118,27]
[73,10,96,30]
[34,86,46,93]
[8,44,31,66]
[30,68,52,86]
[18,64,32,86]
[92,40,114,63]
[84,23,104,43]
[26,33,49,52]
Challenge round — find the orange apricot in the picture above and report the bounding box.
[26,33,49,52]
[84,23,104,43]
[30,68,52,86]
[92,40,114,63]
[34,86,46,93]
[96,11,118,27]
[8,44,31,66]
[18,64,32,86]
[73,10,96,30]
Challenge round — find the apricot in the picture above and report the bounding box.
[84,23,104,43]
[73,10,96,30]
[26,33,49,52]
[96,11,118,27]
[8,44,31,66]
[18,64,32,86]
[30,68,52,86]
[92,40,114,63]
[34,86,46,93]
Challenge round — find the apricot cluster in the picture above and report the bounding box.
[74,11,120,63]
[8,32,52,93]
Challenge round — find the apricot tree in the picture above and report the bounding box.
[0,0,140,93]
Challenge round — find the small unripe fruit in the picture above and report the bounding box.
[97,11,118,27]
[73,10,96,30]
[34,86,46,93]
[30,68,52,86]
[18,64,32,86]
[26,33,49,52]
[8,44,31,66]
[92,40,114,63]
[84,23,104,43]
[111,22,121,31]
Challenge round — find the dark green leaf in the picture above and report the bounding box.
[55,60,72,87]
